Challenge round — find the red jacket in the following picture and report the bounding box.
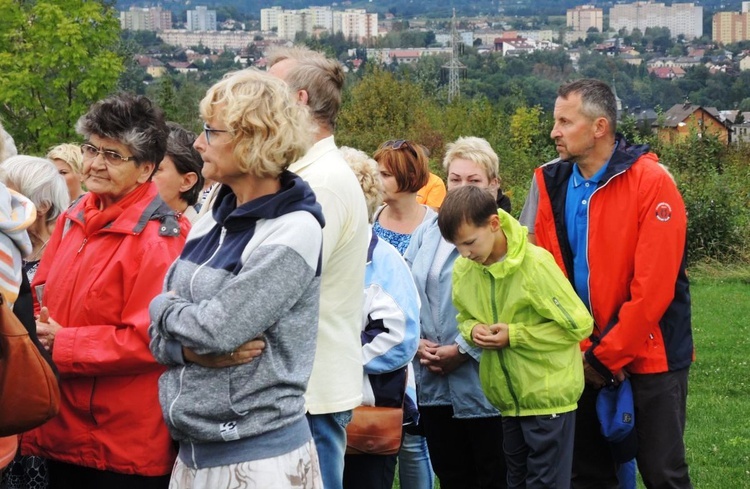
[531,137,693,379]
[22,183,188,476]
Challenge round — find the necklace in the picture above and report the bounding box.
[28,239,50,262]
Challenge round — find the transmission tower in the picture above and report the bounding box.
[446,8,463,102]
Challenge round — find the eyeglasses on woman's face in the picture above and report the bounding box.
[203,123,230,145]
[80,143,136,167]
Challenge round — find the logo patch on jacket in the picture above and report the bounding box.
[655,202,672,222]
[219,421,240,441]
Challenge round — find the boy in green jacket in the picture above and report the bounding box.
[438,185,593,489]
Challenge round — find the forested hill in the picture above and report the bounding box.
[116,0,746,19]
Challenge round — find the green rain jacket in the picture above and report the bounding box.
[454,209,593,417]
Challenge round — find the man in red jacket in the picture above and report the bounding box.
[519,79,693,488]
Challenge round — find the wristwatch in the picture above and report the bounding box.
[456,343,468,356]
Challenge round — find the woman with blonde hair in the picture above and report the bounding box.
[46,144,84,202]
[149,69,325,489]
[404,136,507,489]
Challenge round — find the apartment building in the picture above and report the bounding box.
[187,6,218,32]
[567,5,604,33]
[713,3,750,44]
[333,9,378,44]
[262,6,376,43]
[610,1,703,39]
[120,6,172,32]
[158,30,256,51]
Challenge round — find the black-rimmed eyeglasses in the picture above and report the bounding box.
[80,143,136,166]
[203,123,229,145]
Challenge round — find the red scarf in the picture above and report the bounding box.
[82,183,152,237]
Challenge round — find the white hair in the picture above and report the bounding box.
[1,155,70,223]
[0,124,17,162]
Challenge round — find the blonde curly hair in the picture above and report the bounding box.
[47,143,84,175]
[339,146,382,222]
[199,68,316,179]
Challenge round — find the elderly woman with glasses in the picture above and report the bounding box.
[149,69,325,489]
[21,93,189,488]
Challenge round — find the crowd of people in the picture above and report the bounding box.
[0,45,694,489]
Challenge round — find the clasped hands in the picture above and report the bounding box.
[35,303,265,369]
[470,323,509,349]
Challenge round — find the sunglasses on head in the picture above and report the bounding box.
[382,139,409,150]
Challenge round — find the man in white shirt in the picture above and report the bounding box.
[269,46,370,489]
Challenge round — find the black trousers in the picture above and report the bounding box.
[420,405,507,489]
[47,461,170,489]
[343,452,398,489]
[572,368,692,489]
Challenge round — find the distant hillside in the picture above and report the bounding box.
[116,0,747,19]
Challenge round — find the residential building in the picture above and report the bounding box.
[187,6,217,32]
[261,6,284,32]
[120,6,172,32]
[610,2,703,39]
[168,61,200,74]
[712,8,750,44]
[436,32,475,47]
[158,30,257,51]
[655,103,728,144]
[135,55,166,77]
[567,5,604,33]
[333,9,378,44]
[268,7,376,43]
[648,65,686,79]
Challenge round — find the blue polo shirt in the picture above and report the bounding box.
[564,160,610,311]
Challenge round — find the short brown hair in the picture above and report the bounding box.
[438,185,497,243]
[373,140,430,193]
[558,78,617,135]
[267,46,345,131]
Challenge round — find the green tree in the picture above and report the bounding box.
[0,0,124,153]
[337,66,431,153]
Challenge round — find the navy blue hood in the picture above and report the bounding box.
[213,170,325,232]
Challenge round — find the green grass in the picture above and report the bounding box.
[393,265,750,488]
[682,268,750,488]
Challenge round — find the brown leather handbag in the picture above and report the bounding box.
[345,405,403,455]
[0,294,60,436]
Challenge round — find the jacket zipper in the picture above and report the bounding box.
[487,270,520,416]
[169,228,227,441]
[585,168,627,324]
[77,237,88,254]
[553,297,577,330]
[189,227,227,301]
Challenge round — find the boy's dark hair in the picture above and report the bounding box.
[438,185,498,243]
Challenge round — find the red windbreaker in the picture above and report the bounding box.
[531,138,693,379]
[22,183,188,476]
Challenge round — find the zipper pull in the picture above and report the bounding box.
[77,237,88,253]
